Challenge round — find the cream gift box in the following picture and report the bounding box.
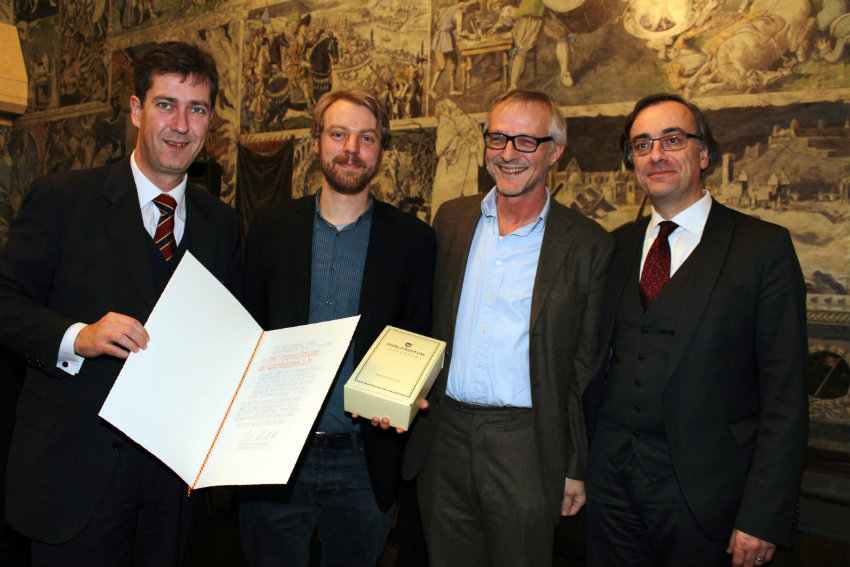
[344,326,445,430]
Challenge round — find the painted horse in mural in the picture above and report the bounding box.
[263,31,339,130]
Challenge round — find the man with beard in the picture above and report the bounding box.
[239,88,435,567]
[403,89,613,565]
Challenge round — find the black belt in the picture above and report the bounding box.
[309,432,363,450]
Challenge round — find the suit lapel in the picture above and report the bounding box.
[292,196,317,325]
[666,200,734,380]
[97,159,158,309]
[183,184,213,265]
[601,219,647,342]
[357,200,393,353]
[530,202,574,331]
[445,198,483,331]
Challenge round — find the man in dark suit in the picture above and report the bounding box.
[238,88,435,567]
[0,42,240,565]
[583,93,808,567]
[402,89,613,565]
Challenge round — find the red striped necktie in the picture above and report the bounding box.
[639,220,678,310]
[153,194,177,261]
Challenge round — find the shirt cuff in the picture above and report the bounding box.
[57,322,87,375]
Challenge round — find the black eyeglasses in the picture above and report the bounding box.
[483,132,553,153]
[628,132,702,156]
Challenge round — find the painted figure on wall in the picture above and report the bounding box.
[431,99,483,215]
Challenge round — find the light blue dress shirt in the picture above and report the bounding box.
[445,187,550,408]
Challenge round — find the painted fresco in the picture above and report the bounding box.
[430,0,849,113]
[13,0,56,23]
[2,0,848,449]
[58,1,108,106]
[111,0,229,32]
[0,0,13,23]
[241,0,429,133]
[16,14,59,112]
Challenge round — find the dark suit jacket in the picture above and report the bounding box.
[241,194,435,512]
[0,158,241,543]
[584,200,808,546]
[402,194,613,524]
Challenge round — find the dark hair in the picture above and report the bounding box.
[485,89,566,146]
[311,88,392,150]
[133,41,219,107]
[620,93,718,176]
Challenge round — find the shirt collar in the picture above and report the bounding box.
[648,189,712,238]
[481,186,550,236]
[131,150,188,209]
[314,188,375,229]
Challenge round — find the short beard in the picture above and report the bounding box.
[320,153,379,196]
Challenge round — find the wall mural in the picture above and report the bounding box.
[1,0,848,453]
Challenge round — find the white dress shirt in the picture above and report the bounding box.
[640,190,712,280]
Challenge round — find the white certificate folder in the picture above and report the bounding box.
[344,326,445,430]
[99,252,359,493]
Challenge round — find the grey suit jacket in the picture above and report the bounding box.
[403,193,613,523]
[0,158,241,543]
[584,200,809,545]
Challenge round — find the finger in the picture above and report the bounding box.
[379,417,391,430]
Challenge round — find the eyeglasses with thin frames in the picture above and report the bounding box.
[483,132,553,153]
[629,132,702,156]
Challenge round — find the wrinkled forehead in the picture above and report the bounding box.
[631,100,697,138]
[487,100,549,134]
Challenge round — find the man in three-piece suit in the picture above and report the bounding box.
[583,93,808,567]
[238,89,435,567]
[0,42,240,565]
[403,89,613,565]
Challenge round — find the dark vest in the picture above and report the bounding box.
[145,223,189,294]
[595,247,697,477]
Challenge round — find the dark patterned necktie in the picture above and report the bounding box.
[153,194,177,261]
[639,221,678,310]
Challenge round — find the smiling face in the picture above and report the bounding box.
[314,99,383,195]
[484,100,564,200]
[629,100,709,218]
[130,72,212,192]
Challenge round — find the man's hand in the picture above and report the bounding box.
[353,399,429,434]
[74,312,149,359]
[727,529,776,567]
[561,477,586,516]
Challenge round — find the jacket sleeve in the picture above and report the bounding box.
[0,177,76,376]
[733,229,808,546]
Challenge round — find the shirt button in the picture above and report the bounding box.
[495,260,502,266]
[487,293,493,299]
[331,265,336,271]
[481,327,487,333]
[326,300,332,305]
[476,362,482,367]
